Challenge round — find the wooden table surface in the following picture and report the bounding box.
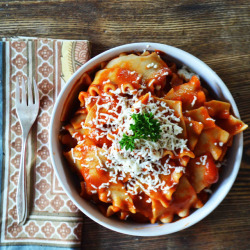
[1,0,249,249]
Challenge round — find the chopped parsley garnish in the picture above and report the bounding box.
[119,112,161,151]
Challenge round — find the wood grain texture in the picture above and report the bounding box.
[0,0,249,249]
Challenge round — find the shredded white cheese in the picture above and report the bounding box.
[206,118,215,121]
[146,63,158,69]
[148,79,155,87]
[80,86,190,196]
[177,66,199,82]
[216,162,222,168]
[204,188,212,194]
[103,79,111,84]
[191,96,197,107]
[91,184,97,189]
[200,155,207,165]
[71,148,82,163]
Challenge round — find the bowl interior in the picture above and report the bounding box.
[49,43,243,236]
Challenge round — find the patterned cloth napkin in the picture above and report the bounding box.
[0,37,90,248]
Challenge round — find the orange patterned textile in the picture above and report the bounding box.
[60,51,247,224]
[1,37,90,247]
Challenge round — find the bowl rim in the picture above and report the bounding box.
[49,42,243,236]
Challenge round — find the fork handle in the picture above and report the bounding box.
[16,132,29,225]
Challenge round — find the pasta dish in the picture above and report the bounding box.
[59,51,247,223]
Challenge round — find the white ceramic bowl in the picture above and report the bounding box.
[49,42,243,236]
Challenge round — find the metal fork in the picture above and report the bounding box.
[15,77,40,225]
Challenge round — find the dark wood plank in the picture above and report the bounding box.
[1,0,249,249]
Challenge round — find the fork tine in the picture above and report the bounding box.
[33,78,39,105]
[27,77,33,105]
[21,77,27,104]
[15,80,20,104]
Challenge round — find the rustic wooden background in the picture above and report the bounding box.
[1,0,249,249]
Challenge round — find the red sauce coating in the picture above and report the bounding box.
[216,116,245,135]
[204,153,219,185]
[59,50,247,225]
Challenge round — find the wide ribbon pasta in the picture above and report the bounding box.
[60,51,247,224]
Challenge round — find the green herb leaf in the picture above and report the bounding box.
[119,112,161,151]
[119,133,136,151]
